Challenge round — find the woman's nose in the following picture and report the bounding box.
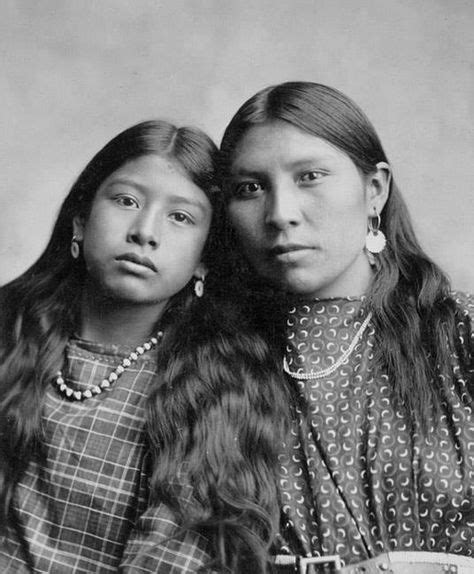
[127,210,160,248]
[264,184,301,230]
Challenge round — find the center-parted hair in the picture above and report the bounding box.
[0,120,219,520]
[220,81,469,425]
[0,119,288,572]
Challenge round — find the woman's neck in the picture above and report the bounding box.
[78,291,166,347]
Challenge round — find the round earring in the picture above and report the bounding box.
[71,235,81,259]
[194,276,205,298]
[365,208,386,254]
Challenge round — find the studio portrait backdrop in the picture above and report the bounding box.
[1,0,473,291]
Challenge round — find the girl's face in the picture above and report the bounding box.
[226,120,389,299]
[74,154,212,309]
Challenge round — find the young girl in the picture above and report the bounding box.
[0,120,286,573]
[218,82,473,573]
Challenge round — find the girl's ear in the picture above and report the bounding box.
[366,161,391,215]
[72,215,85,241]
[193,262,208,280]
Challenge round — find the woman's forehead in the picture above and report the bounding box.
[229,121,350,174]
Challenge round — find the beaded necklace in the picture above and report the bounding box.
[54,331,163,401]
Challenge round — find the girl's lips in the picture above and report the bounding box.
[115,253,157,272]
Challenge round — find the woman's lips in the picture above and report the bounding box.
[269,243,314,262]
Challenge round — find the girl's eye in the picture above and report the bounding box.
[300,171,324,183]
[233,181,263,199]
[115,195,139,208]
[170,212,193,225]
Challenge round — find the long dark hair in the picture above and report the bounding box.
[0,119,287,571]
[147,300,287,572]
[220,81,470,423]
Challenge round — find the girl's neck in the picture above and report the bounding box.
[78,291,166,347]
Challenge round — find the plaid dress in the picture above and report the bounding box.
[0,337,212,573]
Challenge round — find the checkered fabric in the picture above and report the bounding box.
[0,337,213,573]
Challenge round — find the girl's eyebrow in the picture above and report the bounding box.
[104,176,144,190]
[169,194,209,213]
[105,177,208,213]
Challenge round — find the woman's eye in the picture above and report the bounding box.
[233,182,263,198]
[300,171,324,183]
[115,195,139,208]
[170,212,193,225]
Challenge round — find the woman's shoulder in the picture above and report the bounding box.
[450,290,474,318]
[449,292,473,360]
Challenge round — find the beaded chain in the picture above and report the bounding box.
[54,331,163,401]
[283,312,373,380]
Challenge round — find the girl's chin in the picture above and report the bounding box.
[84,280,161,307]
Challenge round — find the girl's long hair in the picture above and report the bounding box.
[219,81,471,424]
[148,295,288,572]
[0,119,286,571]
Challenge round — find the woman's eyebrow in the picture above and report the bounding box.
[230,155,336,176]
[228,167,263,178]
[285,156,336,168]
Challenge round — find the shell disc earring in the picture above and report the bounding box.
[365,209,386,254]
[71,235,81,259]
[194,276,205,297]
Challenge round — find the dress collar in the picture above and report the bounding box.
[285,296,368,376]
[67,336,159,363]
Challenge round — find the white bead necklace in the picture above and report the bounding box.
[283,312,373,380]
[55,331,163,401]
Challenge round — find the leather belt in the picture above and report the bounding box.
[273,551,474,574]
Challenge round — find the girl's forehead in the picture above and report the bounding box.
[99,155,191,192]
[96,155,212,210]
[110,154,181,178]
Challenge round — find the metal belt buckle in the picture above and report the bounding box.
[299,555,342,574]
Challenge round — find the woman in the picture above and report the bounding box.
[219,82,473,573]
[0,120,286,573]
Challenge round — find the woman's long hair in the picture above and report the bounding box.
[0,119,287,571]
[219,81,471,424]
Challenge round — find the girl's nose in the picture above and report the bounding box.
[264,184,301,230]
[127,210,160,248]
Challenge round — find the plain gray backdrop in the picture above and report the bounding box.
[1,0,473,291]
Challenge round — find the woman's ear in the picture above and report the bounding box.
[366,161,391,215]
[72,215,85,241]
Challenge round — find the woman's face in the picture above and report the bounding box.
[226,120,388,299]
[74,154,212,309]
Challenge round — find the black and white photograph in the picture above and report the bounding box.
[1,1,473,572]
